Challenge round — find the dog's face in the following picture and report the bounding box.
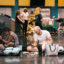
[27,35,34,43]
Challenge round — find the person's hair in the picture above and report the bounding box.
[27,35,34,43]
[35,7,41,15]
[53,16,55,18]
[34,26,41,31]
[30,10,34,14]
[3,27,11,32]
[16,10,20,16]
[23,8,27,12]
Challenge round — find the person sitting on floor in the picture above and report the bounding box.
[53,16,64,30]
[0,27,19,50]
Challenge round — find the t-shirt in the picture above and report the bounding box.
[34,30,51,44]
[20,12,29,20]
[10,31,19,46]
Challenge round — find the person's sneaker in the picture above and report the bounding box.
[34,52,38,55]
[29,52,38,56]
[22,52,29,54]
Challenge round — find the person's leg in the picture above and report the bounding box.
[0,44,5,50]
[39,23,43,30]
[23,23,25,35]
[37,44,42,55]
[6,42,14,47]
[15,22,21,34]
[38,41,46,55]
[25,20,28,36]
[27,45,38,52]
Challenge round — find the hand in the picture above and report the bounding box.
[22,20,25,24]
[0,36,2,40]
[32,44,37,47]
[40,19,42,22]
[11,18,15,22]
[50,41,54,45]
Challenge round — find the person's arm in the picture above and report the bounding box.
[0,36,2,40]
[33,34,38,47]
[27,16,30,21]
[40,14,42,22]
[11,18,15,22]
[2,35,14,44]
[46,31,53,45]
[27,13,30,21]
[17,15,25,23]
[32,41,38,47]
[48,37,53,45]
[53,17,60,21]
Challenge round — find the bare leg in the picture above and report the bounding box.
[0,44,5,50]
[58,23,61,30]
[27,46,38,52]
[6,42,14,47]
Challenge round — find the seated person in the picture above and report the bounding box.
[53,16,64,30]
[27,26,53,54]
[0,36,5,50]
[0,27,19,50]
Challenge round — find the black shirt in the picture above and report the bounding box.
[56,19,63,23]
[35,14,42,23]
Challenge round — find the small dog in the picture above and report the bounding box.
[27,35,34,45]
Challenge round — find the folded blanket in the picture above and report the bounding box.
[5,47,13,50]
[4,49,12,55]
[3,45,22,55]
[12,47,21,54]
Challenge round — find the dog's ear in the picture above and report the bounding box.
[27,35,34,43]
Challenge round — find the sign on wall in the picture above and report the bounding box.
[0,0,15,6]
[45,0,55,6]
[18,0,30,6]
[58,0,64,7]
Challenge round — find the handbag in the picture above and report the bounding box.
[45,44,59,56]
